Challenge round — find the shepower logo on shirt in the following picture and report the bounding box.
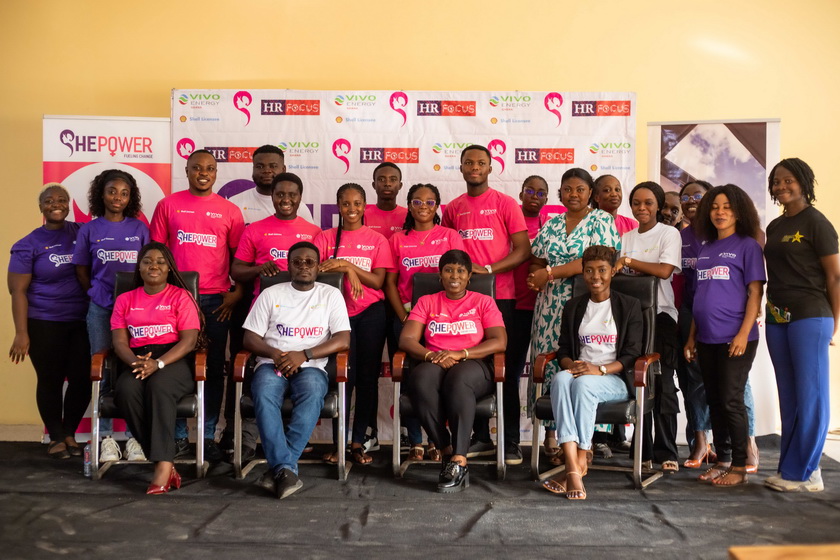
[128,324,175,339]
[697,266,730,281]
[402,255,440,270]
[176,230,218,247]
[459,228,494,241]
[49,254,73,267]
[342,255,372,271]
[96,249,138,264]
[428,320,478,336]
[578,334,617,345]
[270,248,288,260]
[276,323,325,338]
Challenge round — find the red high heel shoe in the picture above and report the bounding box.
[146,466,181,495]
[683,444,717,469]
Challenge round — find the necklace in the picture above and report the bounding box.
[414,227,434,245]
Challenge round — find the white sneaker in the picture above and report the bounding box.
[765,468,823,492]
[125,438,147,461]
[100,436,121,462]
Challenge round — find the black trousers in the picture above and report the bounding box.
[27,318,91,442]
[643,313,680,463]
[697,340,757,467]
[114,344,194,462]
[407,359,493,456]
[223,290,258,449]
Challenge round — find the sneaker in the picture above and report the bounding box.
[125,438,146,461]
[255,469,275,494]
[218,432,234,456]
[174,437,191,459]
[274,468,303,499]
[99,437,122,462]
[765,468,824,492]
[594,442,613,459]
[204,439,223,463]
[241,445,257,463]
[362,428,380,453]
[610,440,632,452]
[466,437,495,458]
[504,443,523,465]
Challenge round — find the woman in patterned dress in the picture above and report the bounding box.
[527,168,620,456]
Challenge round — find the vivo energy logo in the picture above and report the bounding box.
[489,94,532,109]
[431,141,473,157]
[515,148,575,164]
[260,98,321,116]
[359,147,419,164]
[233,91,253,126]
[390,92,409,127]
[278,141,321,155]
[176,138,196,160]
[589,142,632,155]
[334,94,377,108]
[544,92,564,127]
[487,139,507,174]
[572,100,631,117]
[59,129,153,158]
[416,99,476,117]
[178,92,222,108]
[332,139,352,174]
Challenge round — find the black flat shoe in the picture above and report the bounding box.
[437,461,469,493]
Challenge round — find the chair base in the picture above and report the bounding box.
[94,458,210,480]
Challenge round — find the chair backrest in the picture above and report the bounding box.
[410,272,496,306]
[572,274,658,355]
[259,271,344,292]
[115,270,200,300]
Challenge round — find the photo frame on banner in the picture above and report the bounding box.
[647,118,781,438]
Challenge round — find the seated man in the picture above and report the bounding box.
[243,241,350,499]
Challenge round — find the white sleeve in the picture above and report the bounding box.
[242,287,273,337]
[326,286,351,334]
[660,226,682,272]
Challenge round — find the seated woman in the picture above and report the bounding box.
[399,249,507,493]
[111,242,203,494]
[542,245,643,500]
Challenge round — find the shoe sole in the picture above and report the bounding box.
[764,479,824,492]
[437,476,470,493]
[277,480,304,499]
[504,457,523,465]
[466,449,495,458]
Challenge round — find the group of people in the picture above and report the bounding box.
[9,143,837,499]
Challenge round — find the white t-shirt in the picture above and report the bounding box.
[243,282,350,371]
[619,222,681,322]
[228,187,316,226]
[578,298,618,366]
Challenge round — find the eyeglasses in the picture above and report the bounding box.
[410,199,437,208]
[523,188,547,199]
[680,194,704,203]
[291,258,318,269]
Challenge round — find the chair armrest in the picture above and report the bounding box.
[492,352,505,383]
[533,352,556,384]
[633,352,660,388]
[335,351,349,383]
[90,350,110,381]
[194,350,207,382]
[233,351,252,383]
[392,351,407,382]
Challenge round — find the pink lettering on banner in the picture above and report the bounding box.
[128,324,175,339]
[96,249,138,264]
[459,228,494,241]
[276,323,325,338]
[578,334,617,345]
[427,320,478,336]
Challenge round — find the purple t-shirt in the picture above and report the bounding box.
[679,225,704,309]
[9,222,88,322]
[73,217,150,309]
[693,234,766,344]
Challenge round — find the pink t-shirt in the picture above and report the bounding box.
[150,190,245,295]
[388,225,465,305]
[514,214,545,310]
[441,188,527,300]
[365,205,408,240]
[614,214,639,236]
[408,291,504,352]
[314,226,394,317]
[111,284,201,348]
[234,215,322,296]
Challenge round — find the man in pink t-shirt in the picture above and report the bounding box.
[365,162,408,240]
[440,145,530,465]
[150,149,246,462]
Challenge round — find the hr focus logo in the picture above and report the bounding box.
[487,139,507,174]
[59,129,153,158]
[515,148,575,164]
[416,99,476,117]
[544,93,563,127]
[359,147,419,164]
[572,100,631,117]
[233,91,253,126]
[390,92,409,127]
[260,99,321,116]
[332,139,352,174]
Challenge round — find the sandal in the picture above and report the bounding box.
[712,466,749,487]
[48,441,70,460]
[541,474,567,495]
[427,444,442,462]
[408,445,424,461]
[565,471,587,500]
[544,436,560,459]
[662,460,679,474]
[322,451,340,465]
[64,438,82,457]
[351,446,373,465]
[698,463,730,483]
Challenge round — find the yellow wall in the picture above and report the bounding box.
[2,0,839,426]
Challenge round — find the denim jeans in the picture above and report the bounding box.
[551,370,629,451]
[176,293,230,440]
[252,363,328,475]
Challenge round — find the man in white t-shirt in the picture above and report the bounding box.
[243,241,350,499]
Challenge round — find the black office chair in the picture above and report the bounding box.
[391,272,506,480]
[90,271,207,480]
[231,271,351,481]
[530,274,662,489]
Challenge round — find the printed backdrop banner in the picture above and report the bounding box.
[171,90,636,227]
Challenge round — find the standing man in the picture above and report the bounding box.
[150,149,246,462]
[441,145,531,464]
[244,242,350,499]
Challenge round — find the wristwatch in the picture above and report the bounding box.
[304,348,314,362]
[598,365,607,376]
[484,264,493,274]
[157,359,165,370]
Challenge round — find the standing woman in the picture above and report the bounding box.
[74,169,149,462]
[527,168,620,459]
[614,181,682,473]
[592,174,638,236]
[8,183,90,458]
[684,185,765,487]
[315,184,394,465]
[384,183,464,461]
[763,158,839,492]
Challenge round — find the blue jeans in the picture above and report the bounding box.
[551,370,629,451]
[176,293,230,440]
[252,363,328,475]
[766,318,833,481]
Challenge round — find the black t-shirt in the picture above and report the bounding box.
[764,206,838,323]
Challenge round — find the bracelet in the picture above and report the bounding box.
[545,265,553,283]
[463,348,470,360]
[424,351,432,362]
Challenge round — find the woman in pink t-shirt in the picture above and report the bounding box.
[592,174,638,236]
[315,184,394,465]
[400,250,507,493]
[111,242,202,494]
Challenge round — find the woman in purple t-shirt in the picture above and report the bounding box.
[8,184,90,459]
[684,185,765,487]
